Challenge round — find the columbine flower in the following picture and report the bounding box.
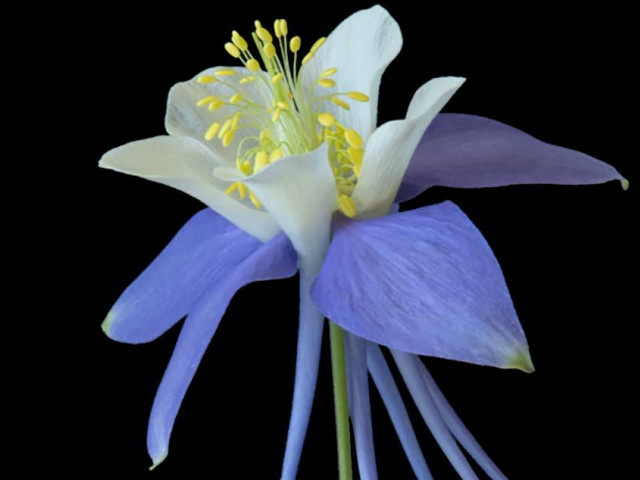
[99,5,627,479]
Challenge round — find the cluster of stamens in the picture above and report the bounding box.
[195,18,369,217]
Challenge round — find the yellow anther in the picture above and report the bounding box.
[208,99,225,111]
[249,190,262,208]
[280,19,288,36]
[239,76,256,84]
[318,112,336,127]
[301,52,314,65]
[238,182,248,199]
[225,182,239,196]
[348,147,364,165]
[264,42,276,58]
[338,194,357,218]
[310,37,326,53]
[272,73,284,84]
[197,75,217,84]
[204,122,220,141]
[317,78,336,88]
[246,59,261,71]
[272,108,282,122]
[215,69,236,76]
[197,96,216,107]
[219,119,232,139]
[321,67,337,77]
[232,31,248,51]
[269,148,283,162]
[254,150,269,172]
[222,130,235,147]
[348,92,369,102]
[274,19,282,38]
[345,129,363,149]
[257,27,273,43]
[230,93,243,104]
[276,101,290,110]
[225,42,241,58]
[231,114,240,130]
[259,130,269,145]
[290,36,301,52]
[254,20,262,29]
[331,97,351,110]
[353,162,362,177]
[240,161,252,175]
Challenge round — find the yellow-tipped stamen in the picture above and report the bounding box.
[257,27,273,43]
[249,190,262,208]
[240,161,252,175]
[225,182,240,196]
[272,108,282,122]
[264,42,276,58]
[219,119,233,139]
[231,114,240,130]
[259,130,269,146]
[214,69,237,76]
[310,37,326,53]
[344,129,363,149]
[230,93,243,105]
[225,42,241,58]
[348,92,369,102]
[204,122,220,141]
[338,195,357,218]
[238,182,248,199]
[317,78,336,88]
[272,73,284,84]
[254,150,269,172]
[280,19,288,36]
[197,96,216,107]
[239,76,256,84]
[246,59,261,71]
[318,112,336,127]
[321,67,337,77]
[232,31,249,51]
[208,99,225,111]
[276,101,290,110]
[269,148,283,162]
[331,97,351,110]
[274,19,282,38]
[301,52,314,65]
[348,147,364,165]
[197,75,217,84]
[222,130,235,147]
[254,20,262,29]
[290,36,301,52]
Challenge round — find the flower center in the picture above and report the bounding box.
[195,19,369,217]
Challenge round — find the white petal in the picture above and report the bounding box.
[302,5,402,141]
[238,143,337,275]
[165,66,264,166]
[99,135,280,242]
[351,77,466,218]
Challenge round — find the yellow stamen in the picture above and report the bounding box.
[225,42,241,58]
[348,147,364,165]
[246,59,261,72]
[222,130,235,147]
[249,190,262,208]
[197,96,216,107]
[348,92,369,102]
[272,108,282,122]
[272,73,284,84]
[219,119,232,139]
[208,99,225,111]
[225,182,239,196]
[257,27,273,43]
[240,161,252,175]
[318,112,336,127]
[204,122,220,141]
[345,129,363,149]
[254,20,262,29]
[254,150,269,172]
[310,37,326,53]
[197,75,217,84]
[230,93,243,104]
[317,78,336,88]
[238,182,248,199]
[274,19,282,38]
[239,76,256,84]
[321,67,337,77]
[280,19,288,36]
[264,42,276,58]
[232,31,248,51]
[338,194,357,218]
[269,148,283,162]
[231,114,240,130]
[214,69,237,76]
[276,101,290,110]
[290,36,301,52]
[331,97,351,110]
[301,52,314,65]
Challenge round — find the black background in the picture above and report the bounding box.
[49,1,636,478]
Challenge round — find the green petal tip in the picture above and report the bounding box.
[620,178,629,191]
[149,450,168,471]
[101,311,115,337]
[505,349,535,373]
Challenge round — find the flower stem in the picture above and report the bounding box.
[329,321,353,480]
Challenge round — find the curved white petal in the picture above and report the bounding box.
[234,143,337,276]
[302,5,402,141]
[165,66,265,166]
[351,77,466,218]
[99,135,280,242]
